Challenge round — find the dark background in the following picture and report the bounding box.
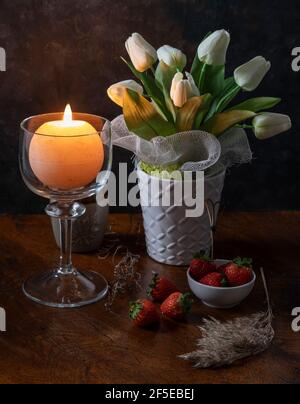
[0,0,299,213]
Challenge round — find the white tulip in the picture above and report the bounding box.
[157,45,187,70]
[170,72,200,108]
[107,80,144,107]
[234,56,271,91]
[185,73,200,97]
[125,33,157,72]
[253,113,292,140]
[197,29,230,65]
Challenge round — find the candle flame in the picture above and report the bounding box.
[63,104,73,122]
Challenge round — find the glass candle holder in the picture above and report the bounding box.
[19,111,112,308]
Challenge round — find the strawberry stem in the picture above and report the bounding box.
[129,301,143,319]
[193,250,210,261]
[147,273,159,297]
[221,277,228,287]
[180,293,193,313]
[233,257,253,268]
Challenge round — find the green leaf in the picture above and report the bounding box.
[205,81,240,121]
[122,57,173,122]
[215,84,240,113]
[223,77,236,92]
[200,65,225,96]
[191,55,204,87]
[176,96,209,132]
[193,94,213,129]
[155,61,177,122]
[201,110,256,136]
[155,60,177,89]
[227,97,282,113]
[123,89,176,140]
[198,63,208,92]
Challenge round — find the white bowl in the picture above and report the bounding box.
[187,259,256,309]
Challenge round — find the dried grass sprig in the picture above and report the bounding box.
[180,268,275,368]
[105,246,142,311]
[97,226,120,260]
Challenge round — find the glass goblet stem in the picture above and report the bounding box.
[45,201,86,275]
[59,217,74,274]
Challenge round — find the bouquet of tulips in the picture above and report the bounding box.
[108,30,291,169]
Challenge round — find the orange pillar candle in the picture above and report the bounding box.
[29,105,104,190]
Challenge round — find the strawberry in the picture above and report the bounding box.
[160,292,193,320]
[189,252,217,280]
[200,272,227,287]
[217,263,229,273]
[129,299,160,328]
[223,258,253,287]
[147,273,178,302]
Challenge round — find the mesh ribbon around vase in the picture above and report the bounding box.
[206,127,253,176]
[111,115,221,171]
[111,115,252,173]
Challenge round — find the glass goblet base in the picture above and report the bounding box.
[23,268,108,308]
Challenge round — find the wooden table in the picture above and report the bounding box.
[0,212,299,384]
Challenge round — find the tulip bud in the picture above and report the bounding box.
[125,33,157,73]
[170,72,200,108]
[253,113,292,140]
[234,56,271,91]
[198,30,230,65]
[107,80,144,107]
[157,45,187,71]
[170,73,184,106]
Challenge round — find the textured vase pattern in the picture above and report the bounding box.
[137,168,226,266]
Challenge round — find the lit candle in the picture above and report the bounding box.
[29,105,104,190]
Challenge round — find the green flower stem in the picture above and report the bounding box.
[236,124,254,129]
[215,84,240,114]
[199,63,208,92]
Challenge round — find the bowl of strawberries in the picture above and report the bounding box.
[187,254,256,309]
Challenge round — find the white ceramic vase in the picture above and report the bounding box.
[137,166,226,266]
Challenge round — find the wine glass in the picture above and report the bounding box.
[19,108,112,308]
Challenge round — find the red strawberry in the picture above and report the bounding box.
[160,292,193,320]
[129,299,160,328]
[189,252,217,280]
[224,258,253,287]
[200,272,227,287]
[217,263,229,273]
[147,273,178,302]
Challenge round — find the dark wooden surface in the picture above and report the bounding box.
[0,212,299,384]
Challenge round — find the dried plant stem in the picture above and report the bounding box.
[97,225,120,260]
[105,246,142,311]
[180,268,275,368]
